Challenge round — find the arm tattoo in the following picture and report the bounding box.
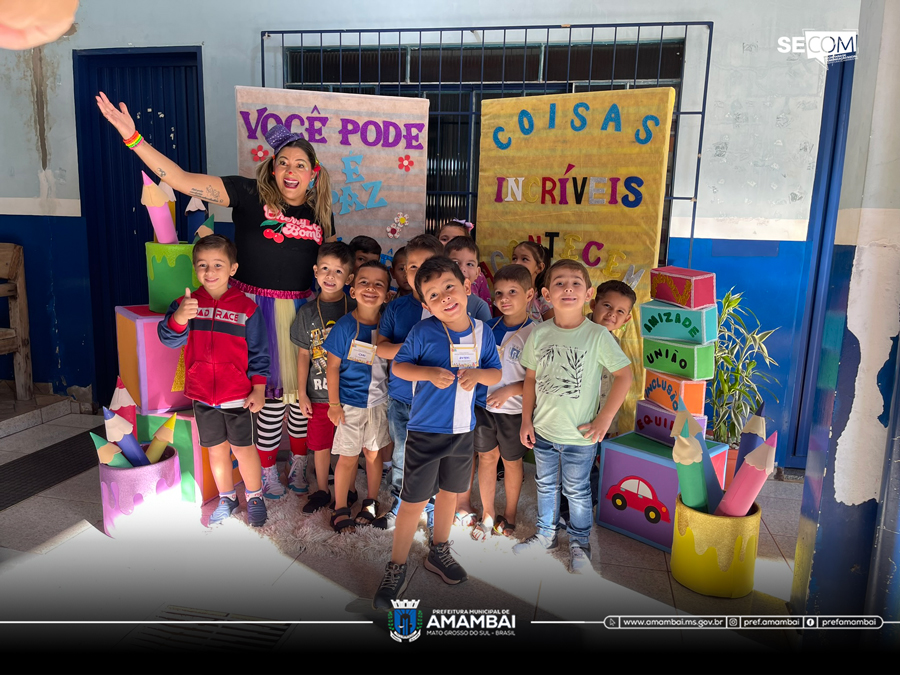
[156,168,167,177]
[205,185,221,202]
[189,188,204,197]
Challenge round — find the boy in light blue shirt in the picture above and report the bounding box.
[324,261,392,531]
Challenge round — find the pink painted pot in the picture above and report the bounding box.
[99,446,181,538]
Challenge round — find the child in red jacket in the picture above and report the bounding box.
[158,235,270,527]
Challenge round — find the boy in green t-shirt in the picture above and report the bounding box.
[515,260,633,574]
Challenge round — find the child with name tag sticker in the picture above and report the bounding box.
[323,261,393,532]
[372,257,501,610]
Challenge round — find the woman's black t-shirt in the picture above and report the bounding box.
[221,175,334,292]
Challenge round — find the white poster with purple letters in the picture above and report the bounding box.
[235,86,429,265]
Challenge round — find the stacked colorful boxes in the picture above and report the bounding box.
[116,304,241,508]
[597,266,725,551]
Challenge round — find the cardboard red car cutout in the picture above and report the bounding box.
[606,475,671,524]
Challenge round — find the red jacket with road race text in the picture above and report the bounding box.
[158,286,269,407]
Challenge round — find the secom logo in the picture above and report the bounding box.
[777,30,858,68]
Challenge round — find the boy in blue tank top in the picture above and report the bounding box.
[372,257,501,610]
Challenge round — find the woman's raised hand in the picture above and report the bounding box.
[95,91,136,140]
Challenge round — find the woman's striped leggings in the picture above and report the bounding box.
[255,400,307,468]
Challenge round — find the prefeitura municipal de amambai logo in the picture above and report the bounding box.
[389,599,422,642]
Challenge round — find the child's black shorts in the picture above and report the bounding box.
[401,430,474,503]
[193,401,254,447]
[473,407,528,461]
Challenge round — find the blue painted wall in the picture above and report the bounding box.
[668,236,809,468]
[791,243,880,635]
[0,215,95,396]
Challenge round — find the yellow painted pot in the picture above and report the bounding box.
[671,495,761,598]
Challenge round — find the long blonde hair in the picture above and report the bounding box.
[255,139,333,238]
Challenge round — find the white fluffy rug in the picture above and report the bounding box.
[238,460,600,570]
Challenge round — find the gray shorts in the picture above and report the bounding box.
[331,402,391,456]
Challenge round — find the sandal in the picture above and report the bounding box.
[471,520,492,542]
[355,499,387,529]
[331,507,356,533]
[492,515,516,537]
[453,511,476,528]
[329,490,358,510]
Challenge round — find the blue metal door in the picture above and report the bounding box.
[73,48,206,405]
[786,60,854,467]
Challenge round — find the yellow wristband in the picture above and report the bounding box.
[329,402,341,407]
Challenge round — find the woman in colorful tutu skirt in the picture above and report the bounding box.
[97,92,333,499]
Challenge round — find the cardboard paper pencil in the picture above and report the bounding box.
[673,434,708,512]
[192,213,215,243]
[145,414,176,464]
[103,406,149,467]
[185,196,208,233]
[715,432,777,517]
[140,171,178,245]
[110,376,137,439]
[734,401,766,475]
[670,410,708,511]
[674,395,725,514]
[91,432,132,468]
[160,181,178,225]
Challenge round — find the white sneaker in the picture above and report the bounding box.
[261,465,286,500]
[287,455,309,494]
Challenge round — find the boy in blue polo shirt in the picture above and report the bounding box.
[376,234,491,529]
[323,261,392,532]
[372,257,501,610]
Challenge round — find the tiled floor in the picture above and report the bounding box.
[0,379,88,440]
[0,414,804,659]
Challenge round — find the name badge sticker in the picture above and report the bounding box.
[450,343,478,369]
[347,339,377,365]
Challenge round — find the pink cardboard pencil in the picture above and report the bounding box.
[141,171,178,244]
[715,431,777,517]
[110,376,137,439]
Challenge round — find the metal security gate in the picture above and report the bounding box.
[260,23,713,265]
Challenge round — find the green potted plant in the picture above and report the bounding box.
[709,289,779,448]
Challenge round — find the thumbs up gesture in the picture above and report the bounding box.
[173,287,199,325]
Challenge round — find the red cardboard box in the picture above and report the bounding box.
[650,266,716,309]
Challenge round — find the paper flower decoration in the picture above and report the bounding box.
[398,155,414,171]
[251,145,269,162]
[387,213,409,239]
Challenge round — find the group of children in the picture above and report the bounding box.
[159,222,639,612]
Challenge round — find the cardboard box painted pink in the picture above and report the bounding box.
[650,266,716,309]
[116,305,192,415]
[634,399,707,447]
[99,446,181,538]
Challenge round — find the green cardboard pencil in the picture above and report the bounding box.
[672,434,708,512]
[90,432,133,468]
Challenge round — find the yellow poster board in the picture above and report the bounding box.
[476,88,675,431]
